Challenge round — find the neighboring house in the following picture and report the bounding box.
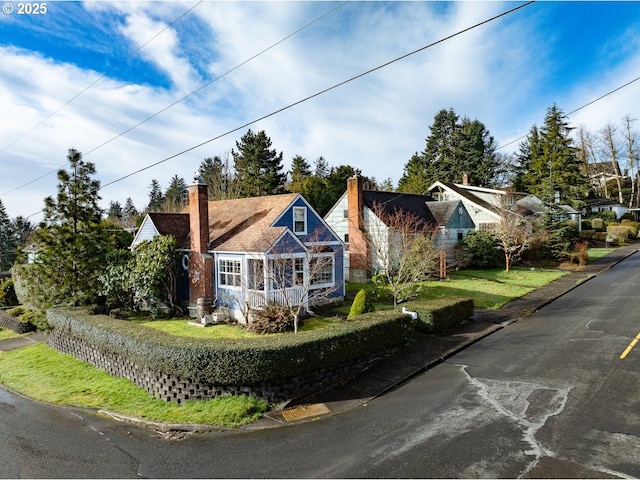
[131,175,345,321]
[581,160,624,192]
[582,196,629,220]
[514,195,582,229]
[427,179,508,231]
[324,175,475,282]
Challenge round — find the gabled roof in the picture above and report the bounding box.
[428,181,502,217]
[148,212,190,249]
[362,190,436,225]
[205,193,299,252]
[583,196,626,208]
[425,200,462,225]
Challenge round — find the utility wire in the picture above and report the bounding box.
[497,74,640,152]
[0,1,203,193]
[98,1,536,194]
[1,1,348,197]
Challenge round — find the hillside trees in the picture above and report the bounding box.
[0,199,15,271]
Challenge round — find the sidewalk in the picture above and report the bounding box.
[247,244,639,429]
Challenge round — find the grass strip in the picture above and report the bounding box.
[0,343,268,427]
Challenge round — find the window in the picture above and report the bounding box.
[310,254,334,288]
[344,233,349,244]
[457,231,464,242]
[294,257,305,285]
[343,209,349,218]
[219,259,241,288]
[247,259,264,290]
[293,207,307,234]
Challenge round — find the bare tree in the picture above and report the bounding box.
[622,115,639,208]
[576,126,602,196]
[599,124,624,204]
[366,202,440,308]
[490,197,546,272]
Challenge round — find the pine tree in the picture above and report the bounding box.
[108,200,123,219]
[0,199,15,271]
[397,153,430,194]
[148,179,164,211]
[232,129,286,197]
[164,175,188,212]
[517,105,589,206]
[199,155,239,200]
[35,148,110,305]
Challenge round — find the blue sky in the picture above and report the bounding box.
[1,1,640,220]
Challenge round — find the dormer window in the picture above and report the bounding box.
[293,207,307,234]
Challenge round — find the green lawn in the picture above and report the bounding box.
[0,327,21,341]
[587,247,615,262]
[0,343,268,427]
[0,251,613,427]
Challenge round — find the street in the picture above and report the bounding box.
[1,253,640,478]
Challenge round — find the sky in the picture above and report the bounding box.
[1,1,640,221]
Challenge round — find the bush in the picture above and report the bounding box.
[0,279,18,307]
[348,289,374,319]
[607,225,636,244]
[456,231,502,269]
[403,297,474,333]
[247,302,295,334]
[47,307,415,386]
[591,218,605,231]
[579,230,595,240]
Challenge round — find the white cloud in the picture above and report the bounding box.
[1,1,640,222]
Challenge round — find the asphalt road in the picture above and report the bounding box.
[1,253,640,478]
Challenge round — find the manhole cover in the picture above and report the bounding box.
[281,403,330,422]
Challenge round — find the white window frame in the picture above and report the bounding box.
[293,206,307,235]
[218,258,242,289]
[310,253,334,289]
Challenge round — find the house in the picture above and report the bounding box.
[426,179,511,231]
[131,175,345,321]
[582,196,628,220]
[324,175,475,282]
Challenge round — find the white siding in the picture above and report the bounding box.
[130,216,159,248]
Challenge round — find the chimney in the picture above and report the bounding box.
[462,173,469,185]
[347,175,369,283]
[188,173,214,317]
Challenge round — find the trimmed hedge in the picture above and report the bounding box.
[401,297,474,333]
[47,307,414,387]
[348,289,374,319]
[0,308,37,334]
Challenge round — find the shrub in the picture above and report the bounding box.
[0,279,18,307]
[607,225,636,244]
[456,231,502,269]
[570,241,589,266]
[579,230,595,240]
[247,302,295,334]
[403,297,474,333]
[348,289,375,319]
[591,218,605,231]
[581,219,592,231]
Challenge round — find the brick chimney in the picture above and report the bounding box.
[188,174,214,317]
[462,173,470,185]
[347,175,369,283]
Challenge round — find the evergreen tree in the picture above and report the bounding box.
[232,129,286,197]
[107,200,123,219]
[397,153,430,194]
[517,105,589,206]
[0,199,15,271]
[164,175,188,211]
[11,216,34,248]
[35,148,111,305]
[199,155,239,200]
[314,156,329,178]
[148,179,164,211]
[398,108,500,192]
[290,155,312,181]
[123,197,138,220]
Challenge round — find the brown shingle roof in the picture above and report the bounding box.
[205,193,298,252]
[148,213,190,249]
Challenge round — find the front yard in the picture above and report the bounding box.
[0,264,583,427]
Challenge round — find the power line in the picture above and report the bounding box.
[98,1,536,193]
[497,74,640,152]
[0,1,203,194]
[1,1,349,197]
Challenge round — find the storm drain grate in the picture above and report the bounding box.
[281,403,331,422]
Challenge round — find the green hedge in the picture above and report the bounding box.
[0,308,37,334]
[401,297,474,333]
[48,307,414,386]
